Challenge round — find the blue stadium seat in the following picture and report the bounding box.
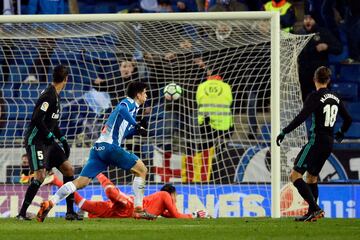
[51,50,83,62]
[5,98,35,120]
[59,97,97,140]
[19,83,48,99]
[339,64,360,82]
[328,45,348,64]
[82,62,98,82]
[329,64,338,81]
[68,65,93,86]
[2,120,27,138]
[334,121,360,139]
[346,102,360,121]
[9,65,27,82]
[50,51,86,77]
[331,82,358,101]
[0,83,19,98]
[260,124,271,142]
[59,90,76,100]
[63,83,87,99]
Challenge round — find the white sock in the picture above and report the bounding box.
[49,182,77,205]
[132,177,145,208]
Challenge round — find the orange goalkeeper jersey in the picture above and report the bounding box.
[85,191,191,219]
[144,191,192,219]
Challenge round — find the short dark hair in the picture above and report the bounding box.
[160,184,176,194]
[126,81,148,99]
[53,64,68,83]
[314,66,331,84]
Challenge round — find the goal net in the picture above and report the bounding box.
[0,13,312,218]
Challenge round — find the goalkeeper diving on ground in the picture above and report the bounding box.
[48,173,209,219]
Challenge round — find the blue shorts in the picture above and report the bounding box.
[80,142,139,179]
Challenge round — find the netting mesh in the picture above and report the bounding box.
[0,18,312,217]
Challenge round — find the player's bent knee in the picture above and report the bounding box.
[289,170,302,183]
[59,161,74,176]
[73,176,91,189]
[34,176,45,183]
[131,160,148,177]
[306,174,318,183]
[34,169,46,182]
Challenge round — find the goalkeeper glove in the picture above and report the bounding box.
[335,129,344,143]
[135,124,147,137]
[276,131,285,146]
[192,210,209,219]
[60,136,70,159]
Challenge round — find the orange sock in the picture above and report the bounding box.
[52,175,63,187]
[96,173,113,188]
[74,192,83,204]
[105,187,128,206]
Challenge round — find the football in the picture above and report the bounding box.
[163,83,182,101]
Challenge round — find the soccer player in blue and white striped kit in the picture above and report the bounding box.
[37,81,157,221]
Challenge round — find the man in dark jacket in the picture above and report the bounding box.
[296,13,343,102]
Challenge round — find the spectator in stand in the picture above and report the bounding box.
[196,75,233,149]
[19,154,33,184]
[195,0,211,11]
[305,0,347,41]
[93,58,139,107]
[344,0,360,63]
[158,0,173,12]
[296,13,343,101]
[263,0,296,33]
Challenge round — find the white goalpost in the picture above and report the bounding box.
[0,12,311,218]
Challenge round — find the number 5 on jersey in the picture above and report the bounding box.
[37,151,44,160]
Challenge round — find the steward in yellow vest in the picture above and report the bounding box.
[196,75,233,131]
[264,0,296,32]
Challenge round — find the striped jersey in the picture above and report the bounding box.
[96,97,139,146]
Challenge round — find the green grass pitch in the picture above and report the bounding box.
[0,218,359,240]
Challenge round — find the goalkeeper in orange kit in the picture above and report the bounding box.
[51,173,208,219]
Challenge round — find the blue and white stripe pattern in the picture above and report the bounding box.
[96,97,139,146]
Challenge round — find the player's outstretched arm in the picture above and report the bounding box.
[162,193,192,219]
[277,94,319,146]
[283,94,319,135]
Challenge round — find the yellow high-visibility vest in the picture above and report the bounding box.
[196,79,233,131]
[264,1,293,32]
